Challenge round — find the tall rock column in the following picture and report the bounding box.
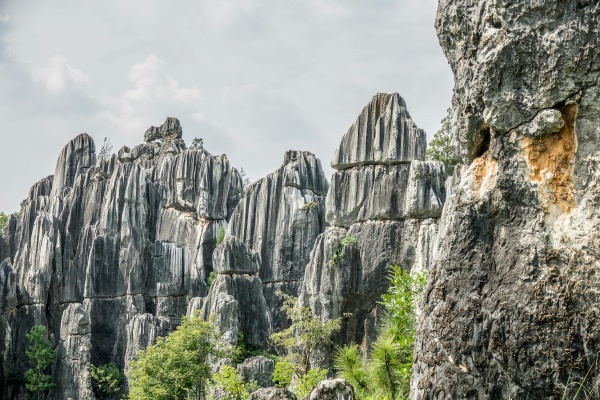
[228,150,329,330]
[412,2,600,399]
[298,93,446,349]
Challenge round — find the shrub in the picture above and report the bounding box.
[212,365,258,400]
[90,363,124,400]
[98,137,113,163]
[216,226,226,246]
[207,271,217,288]
[272,360,294,388]
[301,202,318,212]
[127,316,221,400]
[295,368,328,399]
[25,325,56,400]
[329,235,357,267]
[192,137,204,148]
[0,212,8,231]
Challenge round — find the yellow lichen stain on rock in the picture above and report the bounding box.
[469,150,498,198]
[521,104,577,214]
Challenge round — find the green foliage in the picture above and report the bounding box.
[127,316,221,400]
[207,271,217,288]
[269,293,341,378]
[301,202,318,212]
[192,137,204,148]
[231,331,273,365]
[335,267,426,400]
[272,360,294,388]
[216,226,226,246]
[0,212,8,231]
[98,137,114,163]
[25,325,56,399]
[90,363,125,400]
[334,345,368,398]
[329,235,357,267]
[212,365,258,400]
[425,108,462,175]
[295,368,328,399]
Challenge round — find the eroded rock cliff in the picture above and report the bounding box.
[299,93,446,353]
[412,2,600,399]
[0,117,242,398]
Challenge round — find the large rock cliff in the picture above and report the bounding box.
[0,118,243,398]
[299,93,446,352]
[412,2,600,399]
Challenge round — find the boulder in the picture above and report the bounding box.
[249,387,297,400]
[306,379,355,400]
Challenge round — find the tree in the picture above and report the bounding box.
[239,168,251,190]
[335,267,426,400]
[426,108,462,175]
[98,137,113,163]
[127,316,221,400]
[269,293,341,395]
[0,212,8,231]
[25,325,56,400]
[90,363,124,400]
[192,137,204,149]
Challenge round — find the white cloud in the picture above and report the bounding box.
[104,54,203,136]
[31,55,89,93]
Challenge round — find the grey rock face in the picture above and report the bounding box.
[0,118,243,398]
[299,93,445,352]
[213,236,261,275]
[201,273,271,347]
[332,93,426,170]
[228,150,328,329]
[412,2,600,399]
[249,387,297,400]
[237,356,275,388]
[306,379,355,400]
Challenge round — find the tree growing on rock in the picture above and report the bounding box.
[426,108,462,175]
[127,316,221,400]
[25,325,56,400]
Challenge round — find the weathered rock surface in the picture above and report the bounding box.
[249,387,297,400]
[412,2,600,399]
[237,356,274,388]
[213,236,261,275]
[299,93,445,356]
[228,150,328,329]
[306,379,355,400]
[0,117,243,398]
[332,93,426,170]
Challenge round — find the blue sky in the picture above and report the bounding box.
[0,0,453,212]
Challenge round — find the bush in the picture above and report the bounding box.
[329,235,357,267]
[25,325,56,400]
[0,212,8,231]
[212,365,257,400]
[272,360,294,388]
[216,226,225,246]
[295,368,328,399]
[335,267,426,400]
[301,202,318,212]
[207,271,217,288]
[90,363,124,400]
[127,316,221,400]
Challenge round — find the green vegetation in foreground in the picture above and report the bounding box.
[25,326,56,400]
[335,266,426,400]
[270,292,342,398]
[90,363,125,400]
[127,316,221,400]
[212,365,258,400]
[425,107,462,175]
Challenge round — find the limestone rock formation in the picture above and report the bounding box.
[0,117,243,398]
[299,93,446,351]
[249,387,297,400]
[412,2,600,399]
[237,356,275,388]
[228,150,328,329]
[306,379,355,400]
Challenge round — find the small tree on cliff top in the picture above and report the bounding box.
[426,108,462,175]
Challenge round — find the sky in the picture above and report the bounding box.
[0,0,453,213]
